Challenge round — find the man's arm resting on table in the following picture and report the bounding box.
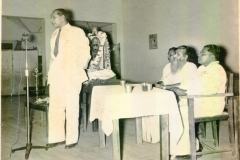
[154,82,181,90]
[169,87,187,96]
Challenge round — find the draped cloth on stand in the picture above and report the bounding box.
[87,31,115,80]
[88,31,111,70]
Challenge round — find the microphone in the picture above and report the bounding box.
[22,33,34,42]
[22,33,29,41]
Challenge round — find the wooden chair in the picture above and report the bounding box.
[187,93,239,160]
[200,73,234,147]
[29,99,49,136]
[24,86,49,137]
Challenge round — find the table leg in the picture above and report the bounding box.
[136,117,143,144]
[112,119,121,160]
[188,98,197,160]
[160,114,169,160]
[233,97,239,159]
[82,92,87,132]
[98,121,106,148]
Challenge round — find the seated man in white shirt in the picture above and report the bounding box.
[170,45,227,158]
[161,47,179,85]
[165,46,198,158]
[150,46,198,158]
[142,46,198,158]
[159,45,198,94]
[195,44,227,117]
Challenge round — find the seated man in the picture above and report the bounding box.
[161,47,179,84]
[168,45,227,158]
[165,45,198,95]
[165,46,198,158]
[87,27,115,80]
[142,46,198,157]
[195,44,227,117]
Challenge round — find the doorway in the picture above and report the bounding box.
[1,16,45,95]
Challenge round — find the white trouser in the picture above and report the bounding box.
[141,101,199,156]
[142,115,182,155]
[48,84,80,145]
[173,100,199,156]
[173,105,191,155]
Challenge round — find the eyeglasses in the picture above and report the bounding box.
[199,52,213,57]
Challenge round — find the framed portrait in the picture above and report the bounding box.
[149,34,158,49]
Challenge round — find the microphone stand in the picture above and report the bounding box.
[33,68,42,99]
[11,33,47,160]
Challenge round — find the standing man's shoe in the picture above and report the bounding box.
[65,143,77,149]
[47,141,65,148]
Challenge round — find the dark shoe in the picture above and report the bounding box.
[176,155,202,160]
[175,155,190,160]
[65,143,77,149]
[47,141,65,148]
[196,139,203,153]
[197,142,203,152]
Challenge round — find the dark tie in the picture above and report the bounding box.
[54,29,61,57]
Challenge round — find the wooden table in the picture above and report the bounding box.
[89,85,183,160]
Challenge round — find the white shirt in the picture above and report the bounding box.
[161,62,198,94]
[197,61,226,94]
[194,61,227,117]
[161,63,180,85]
[48,23,91,93]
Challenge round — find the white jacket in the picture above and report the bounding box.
[48,23,90,93]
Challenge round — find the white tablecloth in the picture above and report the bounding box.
[90,85,183,151]
[90,85,183,156]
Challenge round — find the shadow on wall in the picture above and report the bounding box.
[218,46,234,73]
[218,46,239,95]
[188,46,200,67]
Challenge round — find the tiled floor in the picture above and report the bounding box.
[1,96,237,160]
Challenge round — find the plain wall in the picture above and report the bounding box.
[2,0,123,81]
[2,0,239,83]
[122,0,239,82]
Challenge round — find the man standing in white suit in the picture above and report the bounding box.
[47,8,90,148]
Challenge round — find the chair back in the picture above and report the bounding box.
[227,72,234,93]
[186,72,238,160]
[226,73,234,107]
